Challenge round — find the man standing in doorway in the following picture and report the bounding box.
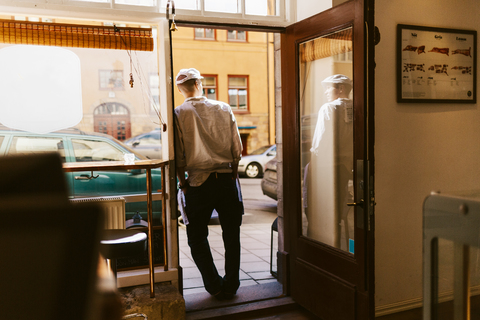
[174,68,244,300]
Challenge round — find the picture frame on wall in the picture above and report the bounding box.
[397,24,477,103]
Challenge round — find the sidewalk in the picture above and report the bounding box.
[179,222,277,295]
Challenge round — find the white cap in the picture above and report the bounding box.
[175,68,204,85]
[321,74,352,87]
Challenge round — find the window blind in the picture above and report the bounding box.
[0,20,154,51]
[300,28,352,62]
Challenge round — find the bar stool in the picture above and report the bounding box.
[99,229,147,279]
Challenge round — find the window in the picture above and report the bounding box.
[8,136,66,162]
[72,139,126,162]
[194,28,216,40]
[201,75,218,100]
[228,75,248,111]
[227,30,247,42]
[99,70,124,90]
[205,0,238,13]
[161,0,282,17]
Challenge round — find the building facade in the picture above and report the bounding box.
[172,27,275,154]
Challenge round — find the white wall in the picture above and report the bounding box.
[375,0,480,313]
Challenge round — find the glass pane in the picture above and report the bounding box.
[205,29,215,38]
[8,137,66,162]
[299,27,354,253]
[163,0,198,10]
[202,76,216,86]
[205,88,216,99]
[115,0,156,6]
[229,77,246,87]
[238,89,247,109]
[195,28,204,38]
[227,30,235,40]
[205,0,239,13]
[228,89,238,107]
[246,0,277,16]
[0,21,164,269]
[237,31,246,40]
[74,0,109,2]
[72,139,125,162]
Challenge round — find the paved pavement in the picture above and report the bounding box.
[180,178,278,296]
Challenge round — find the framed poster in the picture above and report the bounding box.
[397,24,477,103]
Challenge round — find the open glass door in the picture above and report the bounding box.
[282,0,374,319]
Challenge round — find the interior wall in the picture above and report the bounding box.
[375,0,480,312]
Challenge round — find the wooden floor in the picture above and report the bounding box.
[184,282,320,320]
[186,283,480,320]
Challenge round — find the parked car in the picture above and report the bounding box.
[238,145,276,178]
[261,158,278,200]
[124,129,162,159]
[0,126,163,228]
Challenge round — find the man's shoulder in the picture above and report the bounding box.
[204,99,232,112]
[175,101,193,113]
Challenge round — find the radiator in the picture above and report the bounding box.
[70,196,126,229]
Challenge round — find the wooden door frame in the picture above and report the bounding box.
[281,0,375,318]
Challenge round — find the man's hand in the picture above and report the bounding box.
[232,162,239,180]
[177,167,189,193]
[179,180,189,194]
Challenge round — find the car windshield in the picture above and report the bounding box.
[250,145,272,155]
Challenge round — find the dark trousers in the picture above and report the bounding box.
[185,172,244,295]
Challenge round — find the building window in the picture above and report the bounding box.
[201,75,217,100]
[99,70,124,90]
[194,28,216,40]
[227,30,247,42]
[228,75,248,111]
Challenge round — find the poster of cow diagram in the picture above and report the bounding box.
[397,24,477,103]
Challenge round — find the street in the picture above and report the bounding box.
[180,177,279,297]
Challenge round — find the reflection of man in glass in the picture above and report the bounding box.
[304,74,353,249]
[310,74,353,153]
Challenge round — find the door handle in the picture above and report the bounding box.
[74,171,99,180]
[347,199,364,207]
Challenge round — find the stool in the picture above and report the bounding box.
[99,229,147,279]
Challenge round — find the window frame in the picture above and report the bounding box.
[227,30,248,42]
[193,28,217,40]
[201,74,218,100]
[32,0,290,27]
[4,0,290,27]
[228,75,249,113]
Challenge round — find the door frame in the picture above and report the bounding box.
[172,1,375,315]
[280,0,375,318]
